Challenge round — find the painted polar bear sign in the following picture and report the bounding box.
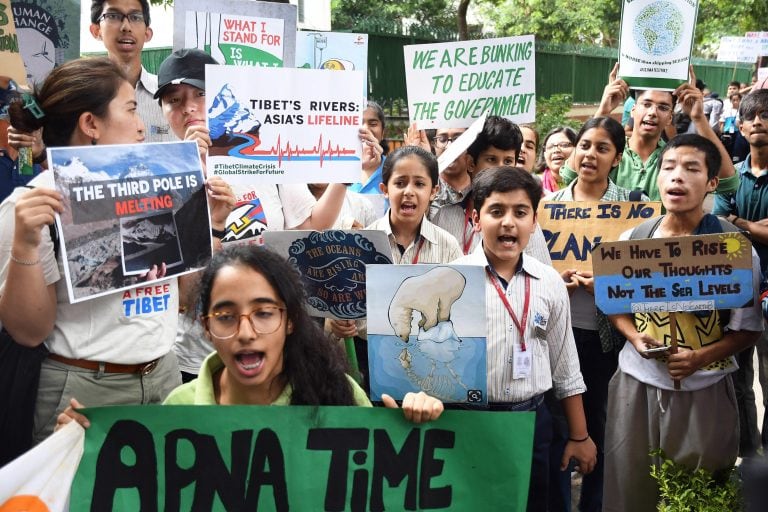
[366,264,487,405]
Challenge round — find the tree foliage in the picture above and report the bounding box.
[331,0,459,35]
[472,0,766,58]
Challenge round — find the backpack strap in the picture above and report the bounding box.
[628,216,664,240]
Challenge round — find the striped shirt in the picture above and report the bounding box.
[546,177,649,202]
[366,213,462,264]
[430,190,553,264]
[454,244,585,402]
[136,68,175,143]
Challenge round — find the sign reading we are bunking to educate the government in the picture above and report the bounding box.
[404,35,536,129]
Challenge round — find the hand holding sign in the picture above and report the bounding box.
[597,63,629,117]
[673,66,704,121]
[388,266,466,342]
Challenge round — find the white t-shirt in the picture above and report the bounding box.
[221,183,315,245]
[0,173,179,363]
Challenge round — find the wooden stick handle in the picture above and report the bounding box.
[669,312,681,390]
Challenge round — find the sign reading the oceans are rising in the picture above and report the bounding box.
[263,230,393,320]
[593,233,754,315]
[404,35,535,129]
[537,201,662,273]
[618,0,698,90]
[70,406,534,511]
[206,65,364,185]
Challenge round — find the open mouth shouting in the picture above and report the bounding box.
[234,350,266,377]
[399,201,419,216]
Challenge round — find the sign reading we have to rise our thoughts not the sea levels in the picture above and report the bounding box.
[404,35,535,129]
[69,406,534,511]
[537,200,662,273]
[618,0,698,90]
[205,65,364,185]
[592,232,754,315]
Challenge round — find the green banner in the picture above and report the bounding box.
[71,406,534,511]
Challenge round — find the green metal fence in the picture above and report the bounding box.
[135,37,753,108]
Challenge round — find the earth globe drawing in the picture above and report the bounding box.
[632,1,685,56]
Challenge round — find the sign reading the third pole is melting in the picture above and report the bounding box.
[618,0,698,90]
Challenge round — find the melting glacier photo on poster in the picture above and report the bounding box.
[367,264,487,405]
[50,141,209,303]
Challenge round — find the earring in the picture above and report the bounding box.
[91,138,97,145]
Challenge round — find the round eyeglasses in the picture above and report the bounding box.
[202,306,286,339]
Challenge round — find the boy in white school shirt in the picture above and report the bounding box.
[453,166,595,512]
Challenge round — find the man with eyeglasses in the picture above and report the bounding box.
[560,64,738,202]
[89,0,173,142]
[713,89,768,458]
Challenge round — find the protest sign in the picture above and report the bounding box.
[296,31,368,96]
[263,230,393,320]
[0,421,84,512]
[174,0,296,67]
[205,65,364,185]
[367,265,487,405]
[71,405,533,511]
[592,233,754,315]
[745,31,768,57]
[717,36,759,63]
[12,0,79,86]
[537,200,662,273]
[437,112,486,173]
[50,141,210,303]
[404,35,535,129]
[0,0,27,86]
[618,0,698,90]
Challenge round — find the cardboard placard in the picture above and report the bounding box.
[593,233,754,315]
[537,200,662,273]
[51,141,210,303]
[263,229,393,320]
[366,264,488,405]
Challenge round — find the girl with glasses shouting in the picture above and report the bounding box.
[59,246,444,425]
[535,127,577,194]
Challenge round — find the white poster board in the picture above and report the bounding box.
[404,35,535,129]
[618,0,698,90]
[206,65,364,185]
[174,0,297,67]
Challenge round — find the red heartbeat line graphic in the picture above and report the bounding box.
[238,134,358,167]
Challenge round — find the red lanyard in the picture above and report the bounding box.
[410,237,426,264]
[462,203,474,255]
[486,267,531,351]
